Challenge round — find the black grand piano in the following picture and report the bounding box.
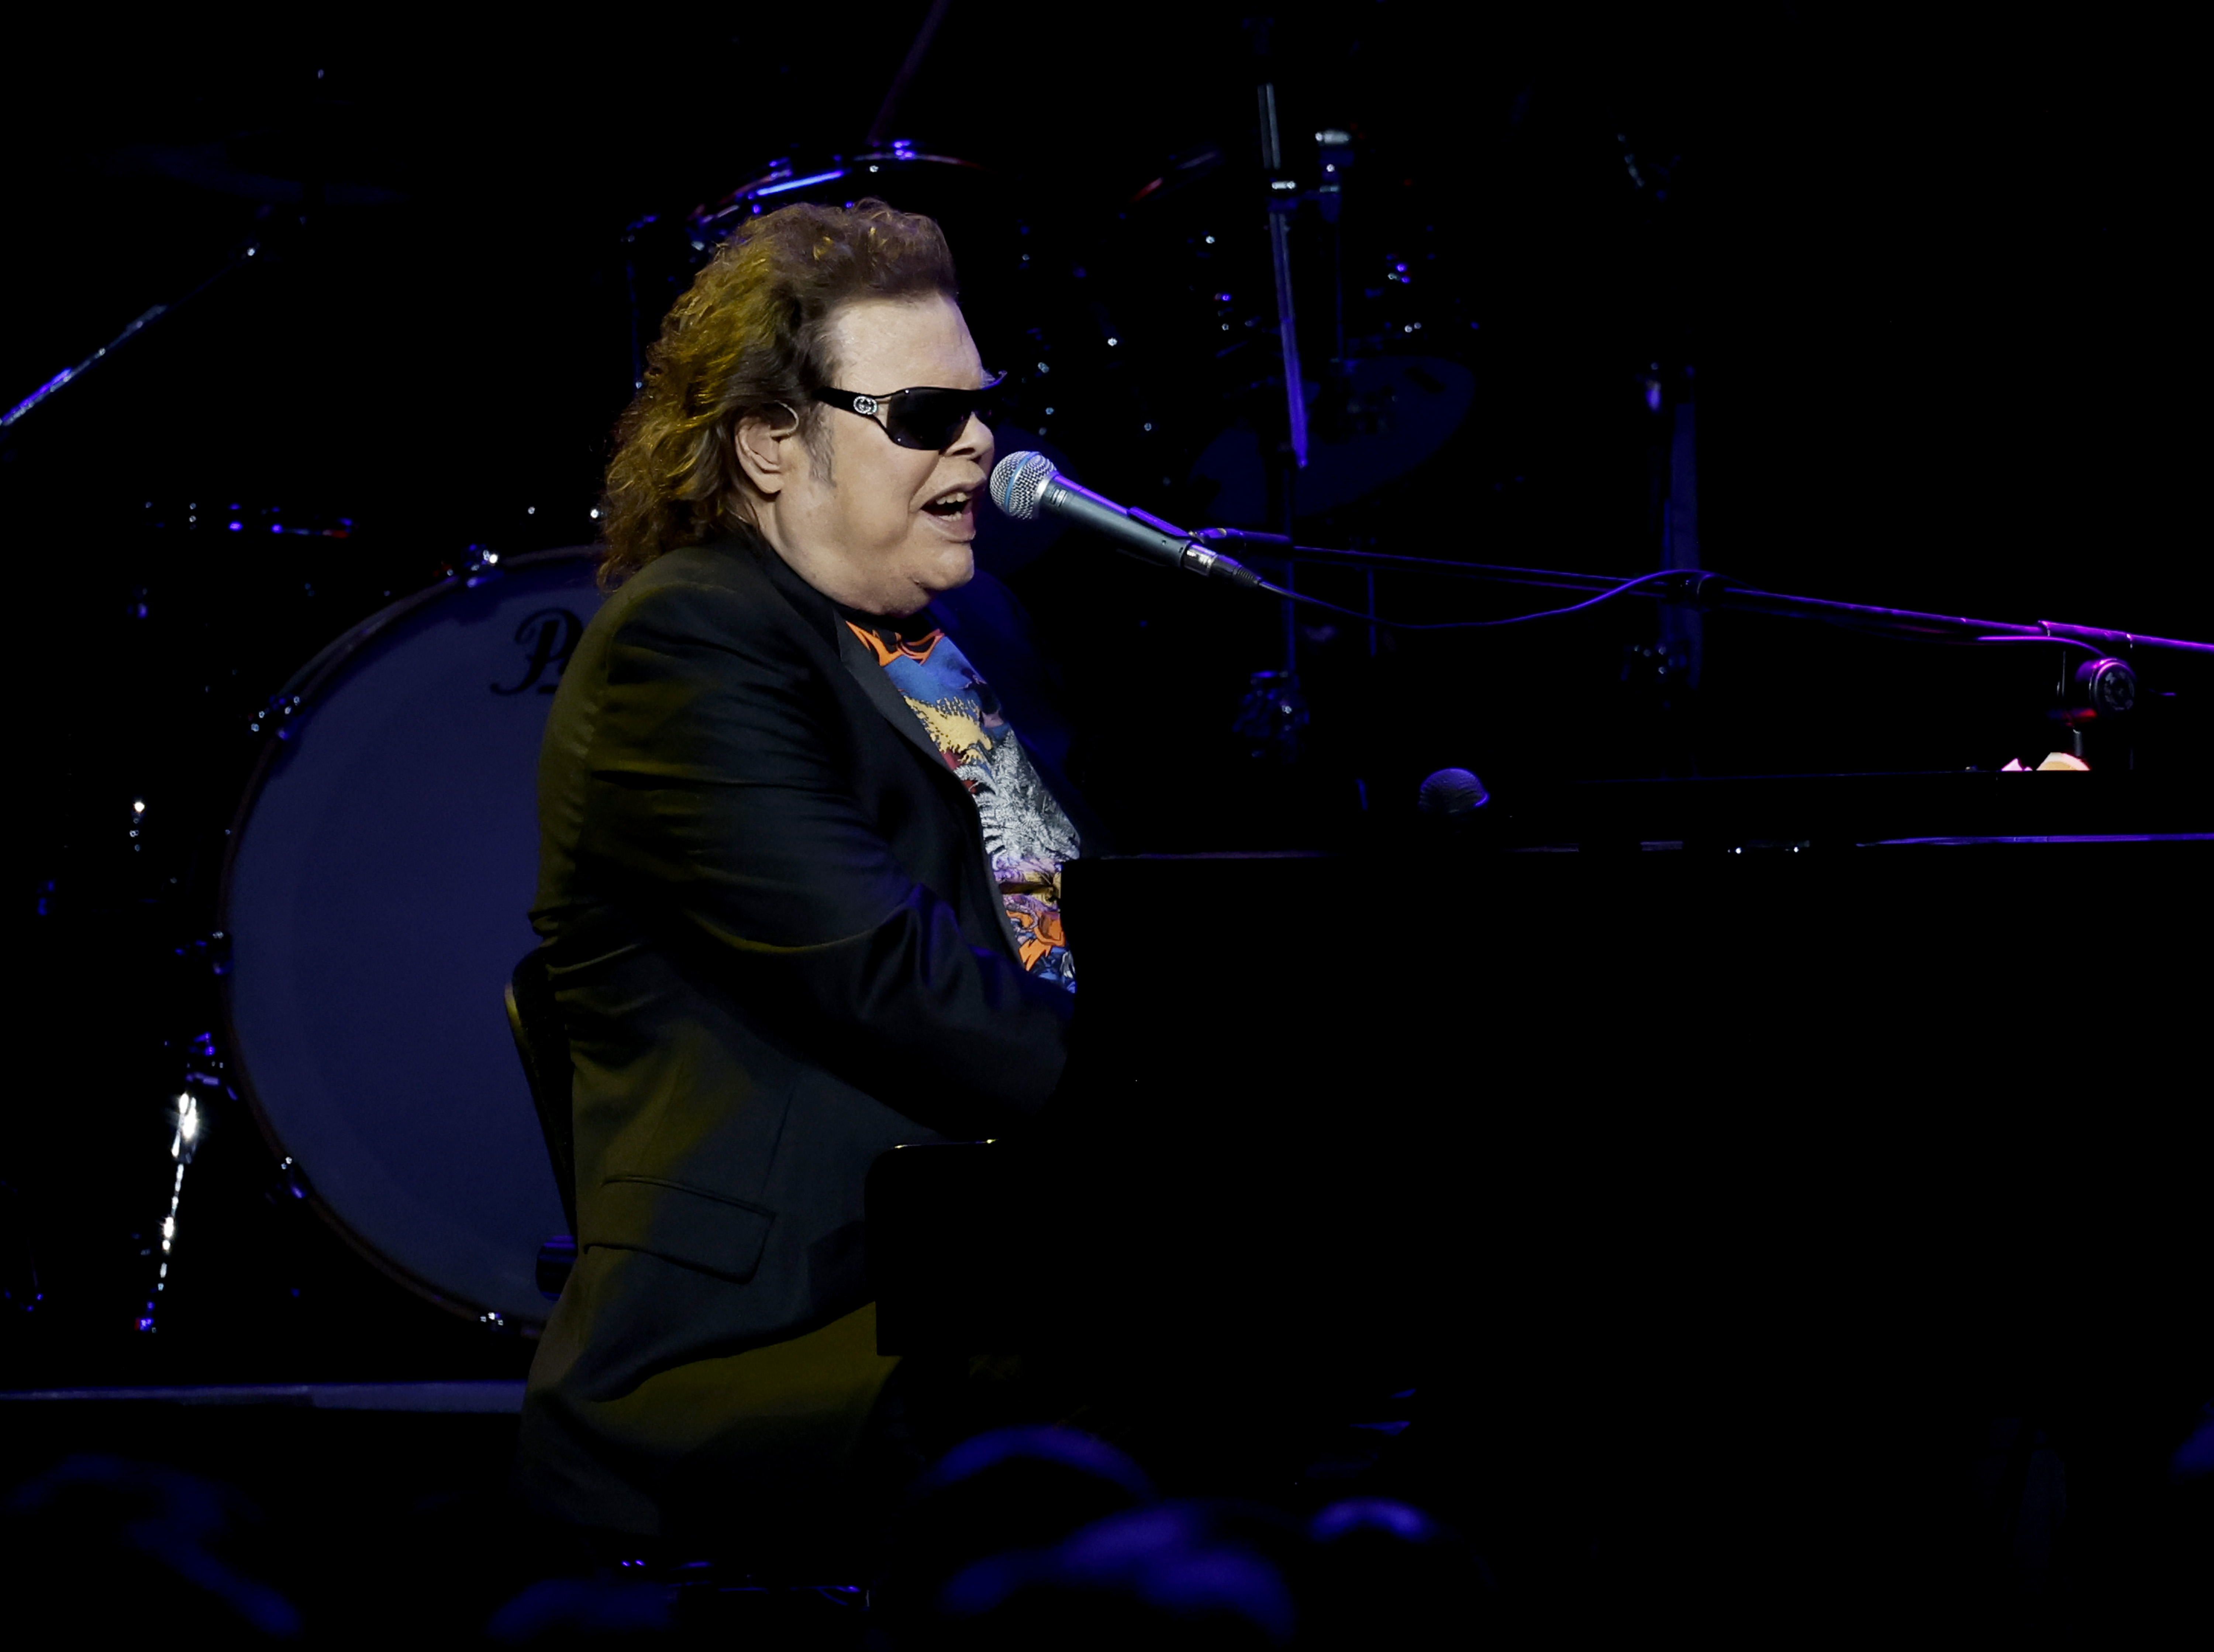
[867,770,2209,1586]
[874,769,2208,1353]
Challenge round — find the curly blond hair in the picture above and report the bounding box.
[598,198,959,587]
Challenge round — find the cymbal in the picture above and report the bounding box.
[113,138,406,206]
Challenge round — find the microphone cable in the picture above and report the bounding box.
[1248,566,1701,632]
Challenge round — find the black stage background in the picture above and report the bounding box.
[2,8,2204,1626]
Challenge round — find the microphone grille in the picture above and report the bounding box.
[989,451,1058,521]
[1418,768,1490,818]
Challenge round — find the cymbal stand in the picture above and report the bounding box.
[1,238,269,443]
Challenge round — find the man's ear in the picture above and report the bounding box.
[733,403,800,495]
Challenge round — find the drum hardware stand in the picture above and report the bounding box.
[865,0,956,150]
[619,216,658,393]
[1,1179,40,1320]
[1257,79,1311,488]
[1,98,332,445]
[133,1032,231,1334]
[1243,31,1388,758]
[0,236,271,444]
[1246,22,1321,763]
[1257,74,1306,714]
[1232,668,1311,765]
[1628,362,1703,775]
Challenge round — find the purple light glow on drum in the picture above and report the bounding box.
[221,550,602,1328]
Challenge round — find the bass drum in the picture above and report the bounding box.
[220,548,602,1330]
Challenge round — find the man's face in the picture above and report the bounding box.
[756,293,994,616]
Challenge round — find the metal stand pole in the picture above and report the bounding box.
[1257,78,1308,684]
[1,239,267,439]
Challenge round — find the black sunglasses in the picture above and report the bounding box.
[811,370,1007,451]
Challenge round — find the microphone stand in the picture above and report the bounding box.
[1196,527,2210,770]
[1193,529,2214,661]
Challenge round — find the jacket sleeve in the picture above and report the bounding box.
[572,576,1071,1134]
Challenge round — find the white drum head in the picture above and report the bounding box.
[222,548,602,1329]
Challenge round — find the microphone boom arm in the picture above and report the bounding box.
[1197,532,2214,661]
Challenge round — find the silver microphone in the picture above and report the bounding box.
[988,451,1265,589]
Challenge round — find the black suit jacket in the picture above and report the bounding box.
[517,532,1081,1535]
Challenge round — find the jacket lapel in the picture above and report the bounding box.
[835,620,956,773]
[741,534,953,774]
[744,538,1030,967]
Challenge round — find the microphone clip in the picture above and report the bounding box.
[1195,526,1293,549]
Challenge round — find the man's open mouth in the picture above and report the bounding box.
[922,489,972,517]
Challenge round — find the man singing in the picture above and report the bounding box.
[517,200,1088,1552]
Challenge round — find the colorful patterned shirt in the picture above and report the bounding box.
[845,617,1080,989]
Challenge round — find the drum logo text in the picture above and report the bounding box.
[494,608,585,696]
